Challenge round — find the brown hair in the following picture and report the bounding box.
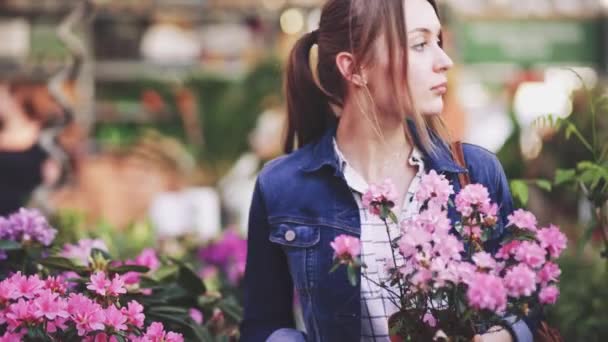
[284,0,450,154]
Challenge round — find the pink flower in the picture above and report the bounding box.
[507,209,538,232]
[330,235,361,260]
[135,248,161,271]
[0,280,15,303]
[539,285,559,304]
[46,316,68,333]
[457,263,477,285]
[67,293,105,336]
[432,234,464,261]
[411,268,433,291]
[455,184,491,217]
[503,264,537,298]
[466,273,507,313]
[9,272,44,299]
[362,179,398,216]
[189,308,204,324]
[416,170,454,209]
[399,224,432,258]
[44,276,68,295]
[107,274,127,297]
[122,300,145,328]
[61,239,109,266]
[423,312,437,327]
[139,322,184,342]
[472,252,497,271]
[104,305,128,331]
[417,207,452,234]
[537,225,567,258]
[0,331,25,342]
[33,289,69,320]
[5,298,37,330]
[514,241,547,269]
[496,240,522,259]
[538,262,561,285]
[462,225,482,239]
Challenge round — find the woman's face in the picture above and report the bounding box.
[364,0,453,118]
[404,0,453,116]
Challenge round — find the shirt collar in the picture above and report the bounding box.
[300,120,467,175]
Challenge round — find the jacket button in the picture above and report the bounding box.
[284,230,296,242]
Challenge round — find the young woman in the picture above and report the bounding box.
[241,1,535,341]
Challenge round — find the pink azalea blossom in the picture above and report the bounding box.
[466,273,507,313]
[44,276,67,295]
[455,184,491,217]
[87,272,111,296]
[507,209,538,232]
[504,264,537,298]
[104,305,128,332]
[67,293,105,336]
[330,235,361,260]
[9,272,44,299]
[189,308,204,324]
[411,268,433,291]
[0,280,15,303]
[417,207,452,234]
[496,240,522,259]
[33,289,69,320]
[61,239,109,266]
[472,252,497,271]
[539,285,560,304]
[107,274,127,297]
[537,225,567,258]
[416,170,454,209]
[514,241,547,269]
[432,234,464,261]
[122,300,145,328]
[138,322,184,342]
[5,298,37,330]
[0,331,25,342]
[362,179,398,216]
[537,262,561,285]
[423,312,437,327]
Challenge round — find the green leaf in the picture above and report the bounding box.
[555,169,577,186]
[90,247,112,260]
[177,264,206,295]
[109,265,150,274]
[39,257,87,272]
[388,211,399,225]
[148,306,190,315]
[329,260,341,273]
[113,335,126,342]
[347,265,358,287]
[218,297,244,322]
[510,180,529,206]
[0,240,21,251]
[535,179,552,192]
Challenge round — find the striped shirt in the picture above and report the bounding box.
[333,139,425,342]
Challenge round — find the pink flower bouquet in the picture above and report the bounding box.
[330,171,567,340]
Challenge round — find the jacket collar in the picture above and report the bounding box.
[300,120,467,175]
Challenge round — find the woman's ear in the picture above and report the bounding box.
[336,52,367,87]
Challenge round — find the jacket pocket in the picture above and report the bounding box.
[268,222,321,291]
[269,223,320,248]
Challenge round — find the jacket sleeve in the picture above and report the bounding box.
[239,178,300,342]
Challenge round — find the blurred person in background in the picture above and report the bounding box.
[240,0,537,341]
[0,80,61,216]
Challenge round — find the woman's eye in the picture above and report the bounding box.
[412,42,427,51]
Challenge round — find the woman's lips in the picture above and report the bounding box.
[431,82,448,95]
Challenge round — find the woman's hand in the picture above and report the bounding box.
[472,326,513,342]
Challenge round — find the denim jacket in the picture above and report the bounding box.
[240,123,535,342]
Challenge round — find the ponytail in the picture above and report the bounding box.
[284,29,335,153]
